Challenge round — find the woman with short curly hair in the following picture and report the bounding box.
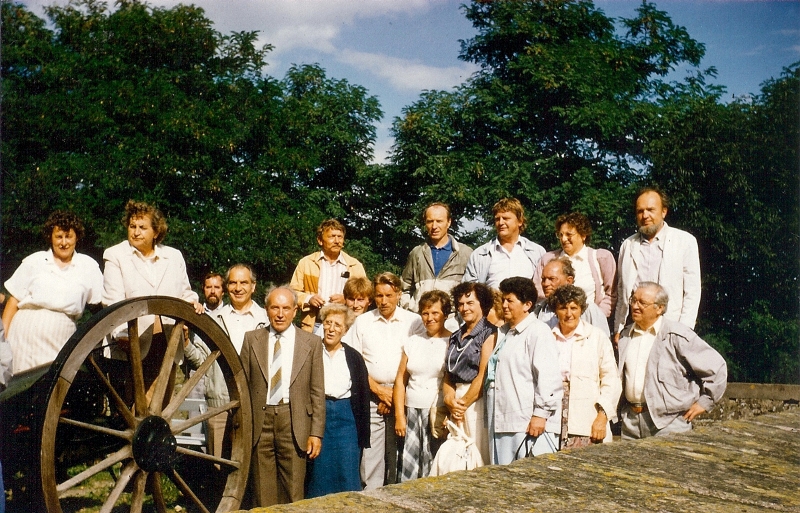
[2,210,103,373]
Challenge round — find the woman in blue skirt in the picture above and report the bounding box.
[306,304,370,497]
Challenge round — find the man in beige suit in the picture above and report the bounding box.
[240,287,325,506]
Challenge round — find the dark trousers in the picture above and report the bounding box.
[251,403,306,506]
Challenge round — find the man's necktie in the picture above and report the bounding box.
[268,333,283,405]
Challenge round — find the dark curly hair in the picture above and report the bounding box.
[555,212,592,243]
[499,277,538,306]
[451,282,494,317]
[43,210,85,243]
[122,200,168,244]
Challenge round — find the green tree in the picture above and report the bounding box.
[1,0,385,286]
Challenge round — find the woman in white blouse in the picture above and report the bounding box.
[2,211,103,373]
[394,290,451,481]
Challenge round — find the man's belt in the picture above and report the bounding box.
[628,402,648,414]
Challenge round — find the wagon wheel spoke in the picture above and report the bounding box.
[148,320,183,416]
[148,472,168,513]
[175,445,241,470]
[127,318,148,415]
[88,354,137,428]
[162,349,221,419]
[58,416,132,440]
[99,460,137,513]
[57,446,131,495]
[129,469,147,513]
[171,400,239,435]
[170,468,211,513]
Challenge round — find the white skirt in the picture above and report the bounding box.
[8,307,77,374]
[455,382,490,465]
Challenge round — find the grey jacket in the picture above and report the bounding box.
[618,318,727,429]
[401,236,472,311]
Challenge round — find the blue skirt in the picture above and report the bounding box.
[306,397,362,498]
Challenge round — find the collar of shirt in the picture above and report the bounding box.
[638,222,667,246]
[128,241,162,261]
[503,311,537,335]
[454,316,493,346]
[228,301,257,316]
[569,244,589,261]
[373,308,404,324]
[492,237,522,255]
[429,236,453,252]
[552,319,588,342]
[44,248,76,270]
[633,316,664,338]
[316,250,347,266]
[270,323,295,338]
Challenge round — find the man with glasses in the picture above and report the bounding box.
[617,282,726,440]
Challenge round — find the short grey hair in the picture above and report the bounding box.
[637,281,669,308]
[265,285,297,307]
[319,303,356,331]
[548,284,588,313]
[226,263,256,283]
[549,256,575,279]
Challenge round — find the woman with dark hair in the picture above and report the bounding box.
[548,285,620,450]
[442,282,496,464]
[394,290,452,481]
[306,303,370,497]
[533,212,616,317]
[2,211,103,373]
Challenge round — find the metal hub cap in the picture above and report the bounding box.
[132,415,177,473]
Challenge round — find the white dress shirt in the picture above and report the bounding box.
[623,316,664,403]
[322,346,352,399]
[218,302,268,353]
[316,252,349,303]
[567,245,596,305]
[351,307,424,385]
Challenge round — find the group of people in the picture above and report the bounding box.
[0,188,728,508]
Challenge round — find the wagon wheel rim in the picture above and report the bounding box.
[39,297,252,513]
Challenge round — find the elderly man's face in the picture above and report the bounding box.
[635,191,667,239]
[541,261,573,298]
[266,289,297,333]
[630,286,664,330]
[424,205,451,246]
[227,267,256,310]
[318,228,344,258]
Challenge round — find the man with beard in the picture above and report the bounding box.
[613,188,701,342]
[202,272,226,315]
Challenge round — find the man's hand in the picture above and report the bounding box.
[590,411,608,442]
[328,293,345,305]
[373,384,393,407]
[377,402,392,416]
[526,416,547,437]
[182,325,191,348]
[683,402,706,422]
[308,295,326,309]
[306,436,322,459]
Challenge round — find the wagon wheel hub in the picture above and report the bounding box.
[132,415,177,473]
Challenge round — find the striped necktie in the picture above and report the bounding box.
[268,333,283,405]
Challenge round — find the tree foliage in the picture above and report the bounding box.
[1,0,387,287]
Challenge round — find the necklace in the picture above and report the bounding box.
[447,335,474,373]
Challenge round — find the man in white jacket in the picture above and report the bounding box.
[614,188,701,340]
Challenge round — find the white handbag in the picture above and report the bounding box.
[429,420,484,476]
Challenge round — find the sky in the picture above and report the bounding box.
[18,0,800,163]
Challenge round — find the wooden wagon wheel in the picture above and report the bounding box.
[38,297,252,513]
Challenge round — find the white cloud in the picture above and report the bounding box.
[791,45,800,55]
[337,49,478,92]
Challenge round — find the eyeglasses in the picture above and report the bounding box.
[629,296,657,308]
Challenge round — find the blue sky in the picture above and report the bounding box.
[20,0,800,162]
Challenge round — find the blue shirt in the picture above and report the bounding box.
[429,237,453,277]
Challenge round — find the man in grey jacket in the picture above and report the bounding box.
[618,282,726,440]
[401,202,472,311]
